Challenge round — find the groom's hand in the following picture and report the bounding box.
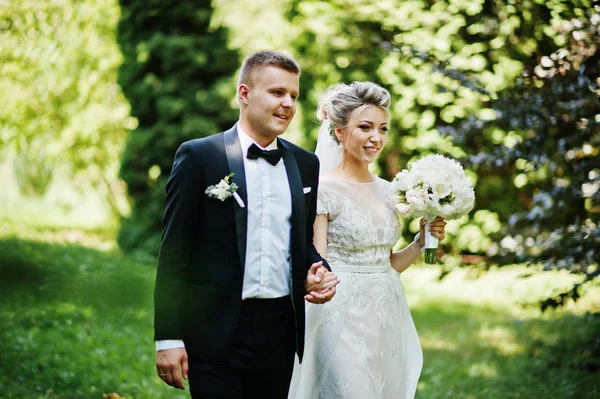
[156,348,189,390]
[305,262,339,304]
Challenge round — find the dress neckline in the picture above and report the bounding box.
[326,175,379,185]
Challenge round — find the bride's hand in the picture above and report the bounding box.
[305,263,340,304]
[421,217,447,241]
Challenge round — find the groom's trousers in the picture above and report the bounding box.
[188,296,296,398]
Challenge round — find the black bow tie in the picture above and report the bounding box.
[247,143,283,166]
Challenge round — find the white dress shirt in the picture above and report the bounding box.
[156,124,293,351]
[238,124,292,299]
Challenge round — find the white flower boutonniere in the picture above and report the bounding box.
[205,173,245,208]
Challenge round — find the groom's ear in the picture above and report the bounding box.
[238,84,250,105]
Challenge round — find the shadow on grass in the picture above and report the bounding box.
[0,237,154,310]
[412,302,600,399]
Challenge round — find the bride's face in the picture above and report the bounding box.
[336,105,388,164]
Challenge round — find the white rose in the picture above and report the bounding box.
[216,188,230,201]
[395,203,411,215]
[392,170,410,191]
[215,180,230,190]
[207,187,224,200]
[406,188,427,212]
[439,203,455,218]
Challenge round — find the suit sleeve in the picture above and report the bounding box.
[305,157,331,272]
[154,142,203,340]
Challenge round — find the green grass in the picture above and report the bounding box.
[0,237,183,399]
[403,267,600,399]
[0,219,598,398]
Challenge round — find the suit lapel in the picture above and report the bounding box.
[224,127,248,270]
[279,139,306,274]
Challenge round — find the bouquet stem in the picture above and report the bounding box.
[423,229,439,264]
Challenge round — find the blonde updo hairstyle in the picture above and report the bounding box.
[316,81,391,144]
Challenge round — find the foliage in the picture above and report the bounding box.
[116,0,240,253]
[267,0,599,305]
[205,0,515,255]
[0,0,132,216]
[441,1,600,307]
[278,0,559,252]
[3,0,596,307]
[125,0,598,307]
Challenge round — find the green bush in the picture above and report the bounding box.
[116,0,240,254]
[443,2,600,306]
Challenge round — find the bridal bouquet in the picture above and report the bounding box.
[391,154,475,263]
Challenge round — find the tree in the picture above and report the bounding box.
[116,0,240,253]
[282,1,598,279]
[0,0,132,216]
[283,0,545,253]
[444,1,599,308]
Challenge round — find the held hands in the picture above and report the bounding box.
[305,262,340,304]
[156,347,189,390]
[420,217,447,242]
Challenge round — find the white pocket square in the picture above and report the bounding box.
[303,187,312,194]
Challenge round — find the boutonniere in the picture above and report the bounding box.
[205,173,245,208]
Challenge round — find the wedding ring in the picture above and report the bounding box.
[160,373,167,378]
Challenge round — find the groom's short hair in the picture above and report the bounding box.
[238,50,300,86]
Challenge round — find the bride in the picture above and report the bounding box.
[289,82,447,398]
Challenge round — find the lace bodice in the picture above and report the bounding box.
[317,175,402,272]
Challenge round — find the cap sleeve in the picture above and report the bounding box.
[316,181,338,216]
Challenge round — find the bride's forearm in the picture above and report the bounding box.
[390,241,422,273]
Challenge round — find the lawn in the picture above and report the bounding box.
[0,216,598,398]
[406,266,600,399]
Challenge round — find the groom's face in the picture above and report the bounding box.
[239,66,299,144]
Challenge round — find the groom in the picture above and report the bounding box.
[154,50,338,398]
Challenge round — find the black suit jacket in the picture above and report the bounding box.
[154,125,328,363]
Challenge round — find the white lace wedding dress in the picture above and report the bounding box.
[289,176,423,399]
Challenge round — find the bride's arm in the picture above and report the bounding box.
[390,239,424,274]
[390,218,446,273]
[313,214,328,259]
